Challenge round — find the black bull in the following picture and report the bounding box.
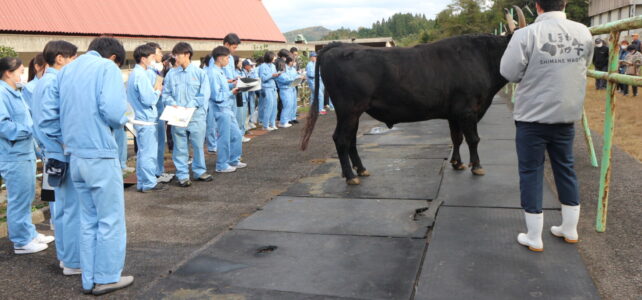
[300,34,513,185]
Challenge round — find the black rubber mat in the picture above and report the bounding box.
[235,196,432,238]
[415,206,600,300]
[331,144,452,160]
[283,158,444,200]
[438,164,560,209]
[158,230,425,300]
[455,139,518,165]
[357,120,452,146]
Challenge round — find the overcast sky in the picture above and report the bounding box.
[262,0,452,33]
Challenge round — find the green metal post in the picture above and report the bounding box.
[511,83,517,103]
[596,30,621,232]
[581,109,599,167]
[499,22,503,35]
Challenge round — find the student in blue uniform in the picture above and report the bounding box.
[22,54,46,110]
[233,55,249,141]
[207,46,246,173]
[0,57,55,255]
[242,59,258,130]
[162,42,212,187]
[144,42,169,179]
[127,44,166,193]
[259,51,280,130]
[56,37,133,295]
[33,40,82,274]
[306,52,326,114]
[276,56,301,128]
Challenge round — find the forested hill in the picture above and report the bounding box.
[318,0,589,46]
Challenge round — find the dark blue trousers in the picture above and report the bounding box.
[515,121,580,214]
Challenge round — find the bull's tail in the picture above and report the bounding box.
[300,52,322,151]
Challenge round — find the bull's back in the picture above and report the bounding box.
[320,36,508,125]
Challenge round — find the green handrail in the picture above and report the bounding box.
[587,16,642,232]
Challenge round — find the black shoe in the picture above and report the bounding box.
[290,120,299,124]
[178,179,192,187]
[138,184,168,193]
[196,173,213,182]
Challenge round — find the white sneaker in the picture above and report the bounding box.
[63,266,82,276]
[14,239,48,254]
[122,167,135,173]
[517,212,544,252]
[242,137,251,143]
[35,233,55,244]
[271,126,278,130]
[249,123,257,129]
[266,127,276,131]
[216,166,237,173]
[551,204,580,243]
[231,162,247,169]
[279,123,292,128]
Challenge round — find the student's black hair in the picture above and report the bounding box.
[290,47,298,53]
[263,51,275,63]
[627,44,637,52]
[133,44,156,64]
[200,55,212,68]
[223,33,241,46]
[233,55,240,70]
[211,46,231,61]
[285,56,294,64]
[28,53,46,81]
[145,42,162,51]
[256,57,264,65]
[0,57,22,78]
[172,42,194,59]
[535,0,566,12]
[43,40,78,66]
[277,49,291,58]
[88,37,126,66]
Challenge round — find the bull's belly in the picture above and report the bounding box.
[365,106,444,128]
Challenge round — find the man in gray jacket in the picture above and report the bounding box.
[500,0,593,252]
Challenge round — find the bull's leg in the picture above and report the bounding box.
[333,116,361,185]
[349,118,369,177]
[461,120,485,176]
[448,119,466,171]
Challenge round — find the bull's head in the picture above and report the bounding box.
[505,6,526,34]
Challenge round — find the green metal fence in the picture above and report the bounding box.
[586,16,642,232]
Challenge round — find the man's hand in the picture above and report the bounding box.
[232,87,239,95]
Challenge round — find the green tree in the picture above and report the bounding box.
[0,46,17,58]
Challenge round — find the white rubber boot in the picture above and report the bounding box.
[551,204,580,243]
[517,212,544,252]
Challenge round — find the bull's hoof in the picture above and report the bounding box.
[471,168,486,176]
[357,169,370,177]
[346,177,361,185]
[451,162,467,171]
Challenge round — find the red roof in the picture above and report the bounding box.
[0,0,286,43]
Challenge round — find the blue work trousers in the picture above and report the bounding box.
[0,160,37,247]
[248,92,258,124]
[279,88,295,125]
[515,121,580,214]
[53,168,81,269]
[261,88,278,128]
[236,100,248,134]
[69,156,126,290]
[206,105,218,152]
[171,110,207,181]
[214,106,242,170]
[114,127,128,169]
[135,125,158,190]
[156,101,166,176]
[308,79,326,112]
